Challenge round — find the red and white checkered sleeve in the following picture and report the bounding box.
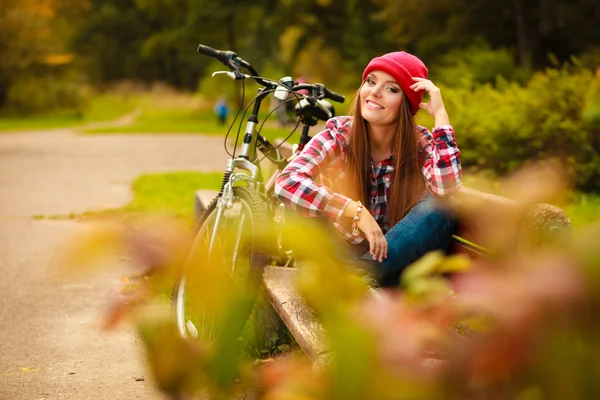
[420,125,462,196]
[275,121,351,219]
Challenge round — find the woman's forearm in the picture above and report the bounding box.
[343,200,360,218]
[433,109,450,128]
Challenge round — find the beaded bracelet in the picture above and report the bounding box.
[352,201,363,236]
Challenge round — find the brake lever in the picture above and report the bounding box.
[313,83,326,99]
[211,71,251,80]
[315,99,333,118]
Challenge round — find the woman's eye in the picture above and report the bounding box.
[366,77,376,85]
[387,86,399,93]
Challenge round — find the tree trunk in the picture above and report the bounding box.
[226,12,244,108]
[514,0,533,69]
[0,76,8,108]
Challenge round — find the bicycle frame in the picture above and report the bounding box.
[209,87,292,255]
[174,44,346,343]
[196,44,344,258]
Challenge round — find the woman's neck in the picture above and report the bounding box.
[368,124,395,163]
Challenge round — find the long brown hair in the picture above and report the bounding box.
[344,85,426,226]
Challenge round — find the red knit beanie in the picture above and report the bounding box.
[362,51,428,115]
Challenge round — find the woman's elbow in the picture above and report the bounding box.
[274,172,291,200]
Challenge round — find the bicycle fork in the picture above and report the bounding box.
[209,158,259,266]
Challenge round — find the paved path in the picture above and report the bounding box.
[0,128,228,399]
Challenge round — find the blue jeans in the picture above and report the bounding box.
[347,193,457,287]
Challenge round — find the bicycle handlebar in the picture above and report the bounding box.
[291,83,345,103]
[197,43,345,104]
[324,88,345,103]
[197,44,267,86]
[197,44,231,64]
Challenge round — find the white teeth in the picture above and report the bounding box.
[367,100,383,109]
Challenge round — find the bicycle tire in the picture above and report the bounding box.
[172,186,270,344]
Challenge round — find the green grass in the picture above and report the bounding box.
[34,171,224,221]
[82,93,142,121]
[0,93,142,132]
[0,87,318,145]
[123,171,223,218]
[0,114,83,131]
[84,107,299,142]
[80,89,306,141]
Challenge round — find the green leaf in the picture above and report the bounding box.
[437,254,472,274]
[401,250,444,285]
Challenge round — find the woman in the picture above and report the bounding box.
[274,51,462,287]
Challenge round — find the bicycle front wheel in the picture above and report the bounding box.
[172,186,269,344]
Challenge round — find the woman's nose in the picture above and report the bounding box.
[371,84,383,97]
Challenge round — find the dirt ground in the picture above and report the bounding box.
[0,127,228,399]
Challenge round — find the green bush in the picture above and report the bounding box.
[431,40,532,89]
[6,72,87,115]
[445,65,600,193]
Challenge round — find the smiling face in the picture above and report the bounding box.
[359,70,405,130]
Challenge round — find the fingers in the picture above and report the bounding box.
[356,211,388,262]
[409,77,439,93]
[378,235,388,262]
[368,231,388,262]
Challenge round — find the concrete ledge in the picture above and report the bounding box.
[262,266,327,362]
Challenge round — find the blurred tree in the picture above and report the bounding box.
[4,0,600,113]
[71,0,159,85]
[0,0,88,108]
[72,0,293,91]
[374,0,600,69]
[276,0,393,75]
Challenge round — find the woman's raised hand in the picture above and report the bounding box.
[357,210,388,262]
[410,77,450,126]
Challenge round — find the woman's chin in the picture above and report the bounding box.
[363,115,391,127]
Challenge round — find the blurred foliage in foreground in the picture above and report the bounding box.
[58,162,600,399]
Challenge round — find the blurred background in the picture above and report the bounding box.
[2,0,600,219]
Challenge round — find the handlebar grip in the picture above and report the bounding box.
[197,44,231,66]
[325,89,345,103]
[197,44,221,58]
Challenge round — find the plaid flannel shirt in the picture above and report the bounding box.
[274,116,462,243]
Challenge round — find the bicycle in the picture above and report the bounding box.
[171,44,345,344]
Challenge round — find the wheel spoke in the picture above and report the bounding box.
[186,320,198,339]
[231,212,246,274]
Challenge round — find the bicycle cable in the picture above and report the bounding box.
[228,84,277,158]
[255,92,304,165]
[217,73,328,161]
[223,80,247,158]
[226,85,291,159]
